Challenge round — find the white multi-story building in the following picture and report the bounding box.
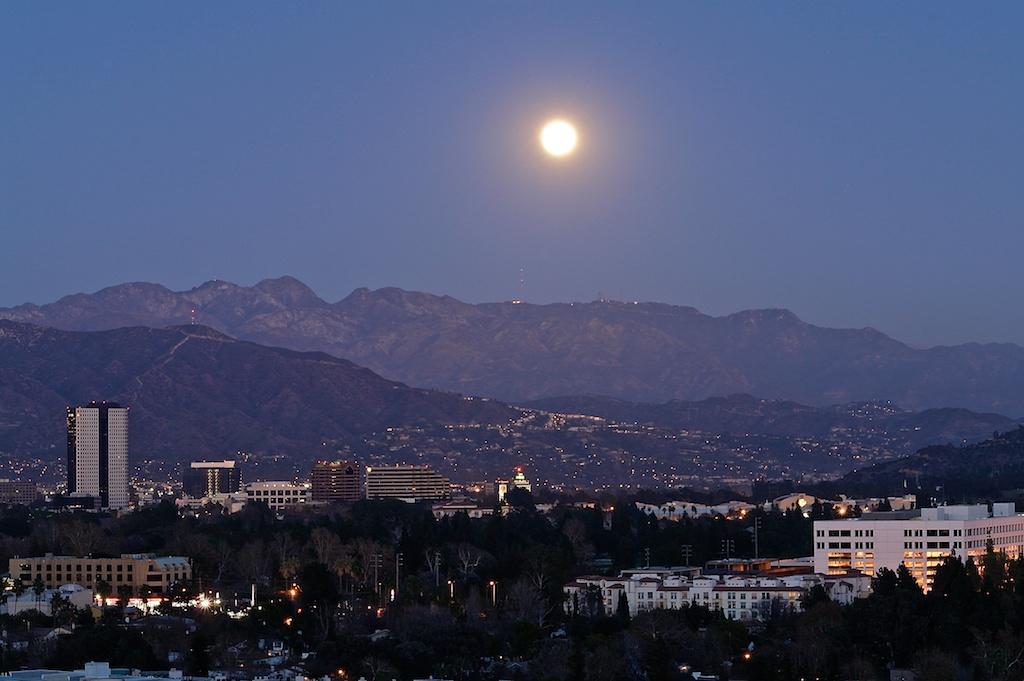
[66,401,130,510]
[244,481,311,510]
[813,503,1024,592]
[564,566,868,622]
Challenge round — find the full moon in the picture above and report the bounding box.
[540,120,577,156]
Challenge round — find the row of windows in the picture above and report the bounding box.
[903,541,956,549]
[635,590,796,602]
[968,523,1024,536]
[30,563,131,572]
[819,541,875,550]
[19,573,141,584]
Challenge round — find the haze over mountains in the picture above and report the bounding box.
[3,276,1023,416]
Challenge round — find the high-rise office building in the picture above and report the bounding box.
[66,401,129,510]
[311,460,363,503]
[183,460,242,498]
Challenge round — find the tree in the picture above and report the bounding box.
[95,578,112,604]
[981,541,1008,595]
[615,591,630,624]
[453,542,489,580]
[117,584,134,610]
[57,516,105,557]
[801,584,830,610]
[896,563,923,593]
[871,567,898,597]
[507,577,546,626]
[49,591,72,627]
[236,539,271,584]
[297,561,340,641]
[187,630,211,676]
[32,575,46,610]
[567,638,586,681]
[279,555,301,583]
[308,526,343,567]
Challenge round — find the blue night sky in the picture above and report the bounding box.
[2,3,1022,347]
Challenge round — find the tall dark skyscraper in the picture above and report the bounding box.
[66,401,129,510]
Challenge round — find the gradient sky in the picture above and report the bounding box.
[2,3,1022,347]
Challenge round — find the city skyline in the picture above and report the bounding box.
[2,3,1022,348]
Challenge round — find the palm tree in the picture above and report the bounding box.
[279,556,301,583]
[332,550,357,596]
[13,578,26,608]
[32,576,46,611]
[117,584,133,611]
[95,578,112,605]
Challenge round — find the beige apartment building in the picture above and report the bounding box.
[9,553,191,594]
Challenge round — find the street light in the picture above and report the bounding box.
[488,580,496,606]
[447,580,454,600]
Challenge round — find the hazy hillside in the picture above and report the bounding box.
[837,426,1024,499]
[3,277,1024,415]
[524,393,1019,452]
[0,320,522,465]
[3,320,1022,491]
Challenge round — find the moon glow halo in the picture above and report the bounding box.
[540,120,577,156]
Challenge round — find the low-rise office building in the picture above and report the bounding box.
[0,479,38,506]
[244,481,312,510]
[8,553,191,594]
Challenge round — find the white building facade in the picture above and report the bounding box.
[564,567,869,622]
[244,481,311,510]
[813,503,1024,592]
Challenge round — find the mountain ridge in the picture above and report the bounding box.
[3,277,1023,415]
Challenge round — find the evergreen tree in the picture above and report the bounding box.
[615,592,630,625]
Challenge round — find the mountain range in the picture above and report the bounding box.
[3,276,1023,416]
[0,319,1019,491]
